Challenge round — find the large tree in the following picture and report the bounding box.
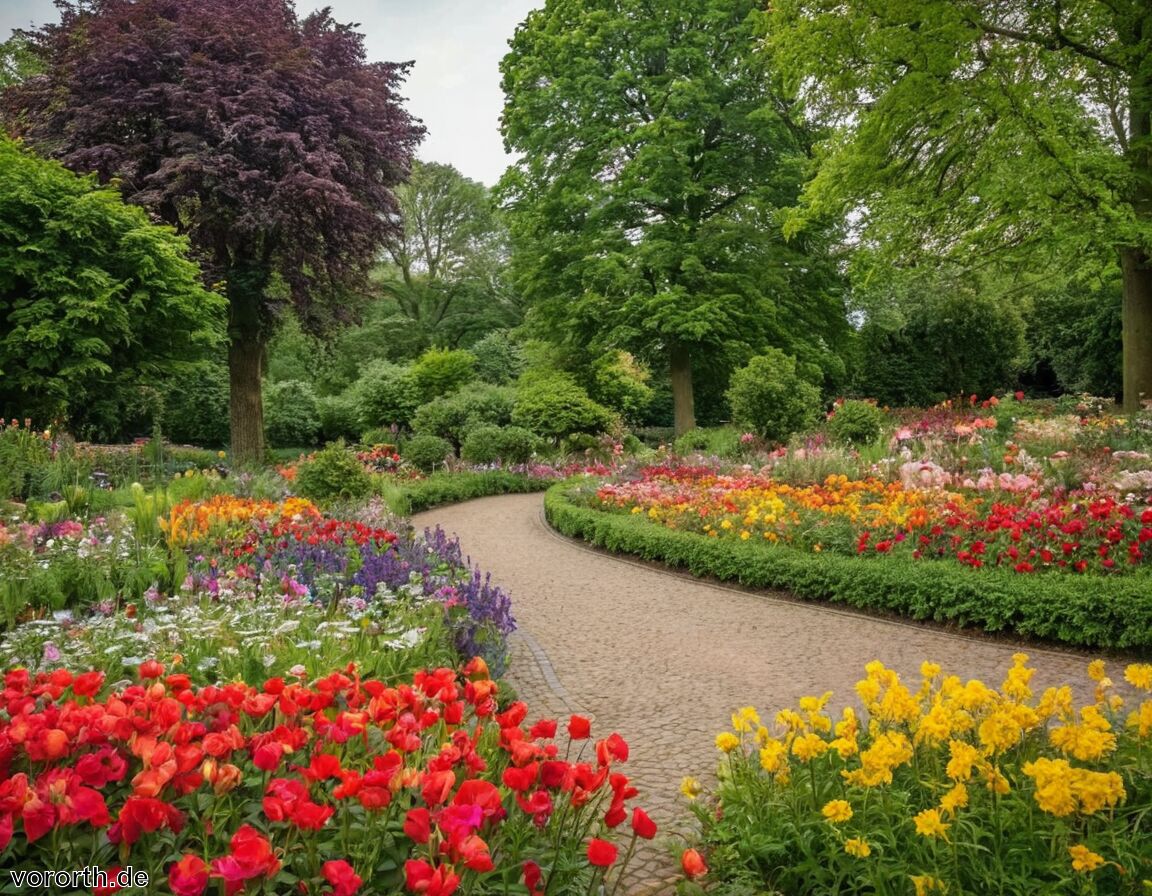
[763,0,1152,410]
[2,0,423,460]
[0,137,223,422]
[379,161,521,349]
[498,0,846,434]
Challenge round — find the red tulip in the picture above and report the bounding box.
[403,808,432,844]
[322,859,363,896]
[587,838,618,867]
[681,848,708,878]
[631,807,658,839]
[168,855,209,896]
[568,715,592,739]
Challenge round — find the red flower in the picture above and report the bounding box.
[138,660,165,680]
[587,838,618,867]
[113,796,183,846]
[596,733,629,765]
[210,824,281,889]
[72,670,105,698]
[252,741,283,772]
[403,808,432,844]
[169,855,209,896]
[681,848,708,878]
[631,807,657,839]
[567,715,592,740]
[529,719,557,739]
[523,861,543,896]
[404,860,460,896]
[322,859,362,896]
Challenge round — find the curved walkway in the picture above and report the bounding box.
[413,493,1102,893]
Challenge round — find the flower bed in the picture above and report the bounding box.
[686,656,1152,895]
[588,463,1152,576]
[0,659,656,895]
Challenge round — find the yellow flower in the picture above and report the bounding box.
[940,783,969,816]
[945,740,980,782]
[715,732,740,753]
[978,709,1023,754]
[920,661,942,681]
[1129,700,1152,738]
[792,732,830,761]
[910,875,947,896]
[759,738,787,773]
[731,706,761,732]
[913,808,950,839]
[1126,663,1152,691]
[982,763,1011,796]
[1069,844,1106,873]
[843,838,871,858]
[821,800,853,823]
[1088,659,1107,682]
[1049,705,1117,761]
[680,776,703,800]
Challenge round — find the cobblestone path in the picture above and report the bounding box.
[413,493,1102,895]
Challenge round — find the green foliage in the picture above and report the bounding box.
[672,427,743,458]
[316,392,361,443]
[827,400,884,446]
[402,434,454,472]
[726,350,822,444]
[159,362,230,448]
[384,471,556,515]
[266,313,324,384]
[499,0,847,430]
[461,425,539,465]
[1027,283,1122,398]
[352,360,421,431]
[411,385,516,450]
[263,380,320,448]
[411,348,478,403]
[588,351,653,423]
[471,329,526,384]
[512,372,616,441]
[0,137,224,423]
[852,283,1027,406]
[293,442,371,502]
[0,423,52,501]
[546,486,1152,650]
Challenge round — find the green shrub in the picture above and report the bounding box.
[726,349,822,444]
[317,392,360,443]
[827,399,885,445]
[461,425,538,464]
[160,362,230,448]
[672,426,742,457]
[263,380,320,448]
[512,372,616,441]
[294,441,371,502]
[359,426,399,447]
[352,360,421,431]
[402,433,454,472]
[471,330,526,384]
[411,348,477,402]
[412,385,515,449]
[396,471,553,514]
[589,351,653,422]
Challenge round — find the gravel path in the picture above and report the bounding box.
[413,493,1103,894]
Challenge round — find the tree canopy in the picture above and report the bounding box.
[498,0,847,434]
[2,0,424,460]
[762,0,1152,410]
[0,136,223,422]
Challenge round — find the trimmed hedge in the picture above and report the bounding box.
[544,484,1152,651]
[388,472,555,515]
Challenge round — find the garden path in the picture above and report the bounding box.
[413,493,1103,895]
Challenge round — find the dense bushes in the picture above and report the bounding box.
[263,380,320,448]
[727,349,822,444]
[293,442,372,501]
[403,433,453,472]
[828,399,884,445]
[160,362,231,447]
[544,486,1152,651]
[461,425,538,464]
[352,360,421,431]
[411,384,515,449]
[471,329,526,384]
[512,372,616,441]
[411,348,477,402]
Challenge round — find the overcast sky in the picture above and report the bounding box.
[0,0,537,186]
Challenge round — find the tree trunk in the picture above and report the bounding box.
[228,330,266,464]
[670,340,696,435]
[1121,248,1152,412]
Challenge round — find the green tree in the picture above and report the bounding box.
[763,0,1152,410]
[498,0,847,435]
[380,161,521,349]
[0,137,223,423]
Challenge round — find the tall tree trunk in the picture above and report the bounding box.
[228,330,265,464]
[1121,248,1152,412]
[670,340,696,435]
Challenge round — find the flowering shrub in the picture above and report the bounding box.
[0,660,655,895]
[687,656,1152,895]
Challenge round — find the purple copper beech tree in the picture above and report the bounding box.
[2,0,425,461]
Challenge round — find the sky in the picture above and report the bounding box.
[0,0,538,186]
